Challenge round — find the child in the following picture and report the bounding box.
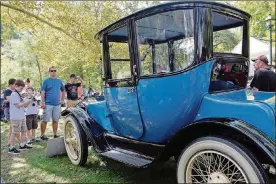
[9,79,33,154]
[3,78,16,146]
[25,87,39,143]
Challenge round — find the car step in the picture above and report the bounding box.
[100,149,153,168]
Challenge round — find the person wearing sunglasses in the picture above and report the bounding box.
[250,55,276,92]
[40,66,65,140]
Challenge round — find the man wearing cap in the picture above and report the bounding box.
[250,55,276,92]
[65,74,84,108]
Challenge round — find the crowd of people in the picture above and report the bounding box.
[1,66,95,155]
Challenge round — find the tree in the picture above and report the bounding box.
[1,1,163,89]
[234,1,275,42]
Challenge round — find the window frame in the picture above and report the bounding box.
[133,7,196,78]
[212,10,248,56]
[103,22,135,86]
[101,5,250,84]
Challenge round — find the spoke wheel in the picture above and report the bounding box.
[177,136,268,184]
[186,151,248,183]
[65,121,80,160]
[64,115,88,166]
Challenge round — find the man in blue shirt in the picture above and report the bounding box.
[40,66,65,140]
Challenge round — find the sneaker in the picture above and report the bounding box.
[27,139,33,144]
[32,138,40,142]
[19,144,32,150]
[40,135,49,140]
[8,147,20,155]
[53,135,60,138]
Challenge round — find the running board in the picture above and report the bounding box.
[100,149,153,168]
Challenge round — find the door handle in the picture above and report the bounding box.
[127,87,136,93]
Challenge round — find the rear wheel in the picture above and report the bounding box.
[177,136,267,183]
[64,115,88,165]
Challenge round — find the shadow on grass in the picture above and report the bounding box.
[1,122,176,183]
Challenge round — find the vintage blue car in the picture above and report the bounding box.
[61,1,275,183]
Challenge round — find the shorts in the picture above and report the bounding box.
[42,105,61,122]
[66,100,79,108]
[4,108,10,121]
[11,119,27,134]
[26,114,38,130]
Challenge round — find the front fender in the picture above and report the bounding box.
[61,107,105,143]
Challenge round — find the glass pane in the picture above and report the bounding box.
[174,37,194,71]
[107,25,131,80]
[109,42,131,79]
[111,61,131,79]
[109,42,130,60]
[136,9,194,75]
[213,26,243,54]
[140,45,153,75]
[155,43,169,73]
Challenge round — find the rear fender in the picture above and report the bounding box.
[162,118,275,165]
[193,118,275,164]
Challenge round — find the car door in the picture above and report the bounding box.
[103,23,144,139]
[134,8,210,143]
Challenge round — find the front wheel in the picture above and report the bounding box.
[177,136,267,183]
[64,115,88,165]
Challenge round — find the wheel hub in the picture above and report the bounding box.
[207,172,230,183]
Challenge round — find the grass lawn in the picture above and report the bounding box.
[0,119,177,183]
[2,119,274,183]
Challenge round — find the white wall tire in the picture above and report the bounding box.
[64,115,88,166]
[177,136,267,183]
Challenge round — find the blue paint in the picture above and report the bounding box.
[105,87,144,139]
[87,59,275,144]
[195,89,275,141]
[87,101,113,131]
[137,61,214,143]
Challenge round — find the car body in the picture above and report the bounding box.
[62,1,275,183]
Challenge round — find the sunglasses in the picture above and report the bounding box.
[50,70,57,72]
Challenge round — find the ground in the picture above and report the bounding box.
[0,120,176,183]
[1,119,275,183]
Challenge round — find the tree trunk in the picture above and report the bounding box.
[35,56,43,87]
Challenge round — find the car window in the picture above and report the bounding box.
[174,37,194,71]
[108,25,131,80]
[210,57,249,92]
[213,13,243,54]
[136,9,194,76]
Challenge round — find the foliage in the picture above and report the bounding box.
[1,1,160,89]
[1,1,274,89]
[234,1,275,41]
[213,28,242,53]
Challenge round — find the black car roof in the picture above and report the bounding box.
[95,1,251,40]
